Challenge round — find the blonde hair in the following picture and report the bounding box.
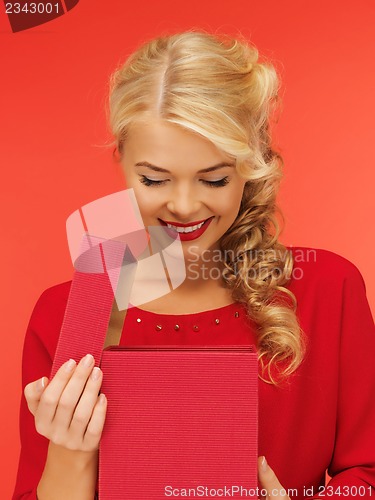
[106,29,307,385]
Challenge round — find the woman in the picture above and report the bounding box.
[13,30,375,499]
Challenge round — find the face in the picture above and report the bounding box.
[120,119,247,264]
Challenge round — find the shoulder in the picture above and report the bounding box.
[284,247,373,342]
[286,246,366,291]
[27,280,72,355]
[31,280,72,325]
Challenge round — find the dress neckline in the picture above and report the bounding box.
[128,301,240,317]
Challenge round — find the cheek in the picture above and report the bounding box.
[131,186,161,220]
[218,186,244,217]
[123,172,154,218]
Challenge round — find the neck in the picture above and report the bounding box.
[178,252,226,290]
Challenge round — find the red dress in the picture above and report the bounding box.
[12,247,375,499]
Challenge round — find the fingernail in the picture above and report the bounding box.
[38,377,47,391]
[261,456,268,472]
[91,367,101,381]
[82,354,94,367]
[64,359,76,372]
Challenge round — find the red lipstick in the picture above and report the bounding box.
[158,217,214,241]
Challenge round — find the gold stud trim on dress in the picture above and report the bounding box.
[135,310,240,331]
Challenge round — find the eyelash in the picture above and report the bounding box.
[138,175,230,188]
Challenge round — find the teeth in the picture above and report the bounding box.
[166,220,205,233]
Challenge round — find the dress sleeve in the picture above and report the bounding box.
[12,283,99,499]
[12,292,53,499]
[310,263,375,499]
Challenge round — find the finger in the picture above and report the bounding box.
[54,354,99,431]
[258,456,288,499]
[52,354,96,430]
[35,358,77,427]
[82,393,107,451]
[24,376,49,415]
[69,367,103,433]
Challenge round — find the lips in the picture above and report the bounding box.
[158,216,214,241]
[158,217,211,228]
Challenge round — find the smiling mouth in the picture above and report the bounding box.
[158,217,213,233]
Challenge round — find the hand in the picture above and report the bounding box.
[24,354,107,452]
[258,456,291,499]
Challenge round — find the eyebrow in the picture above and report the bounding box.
[134,161,235,173]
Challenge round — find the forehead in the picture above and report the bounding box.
[124,120,233,168]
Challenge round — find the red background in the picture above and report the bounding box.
[1,1,374,497]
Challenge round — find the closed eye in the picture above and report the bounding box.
[138,175,230,188]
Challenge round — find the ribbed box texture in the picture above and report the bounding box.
[99,346,258,499]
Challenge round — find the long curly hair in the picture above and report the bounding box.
[105,29,307,385]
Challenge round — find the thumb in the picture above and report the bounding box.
[24,376,49,415]
[258,456,286,499]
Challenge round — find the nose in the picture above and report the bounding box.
[166,183,202,222]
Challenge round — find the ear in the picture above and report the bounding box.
[113,146,122,162]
